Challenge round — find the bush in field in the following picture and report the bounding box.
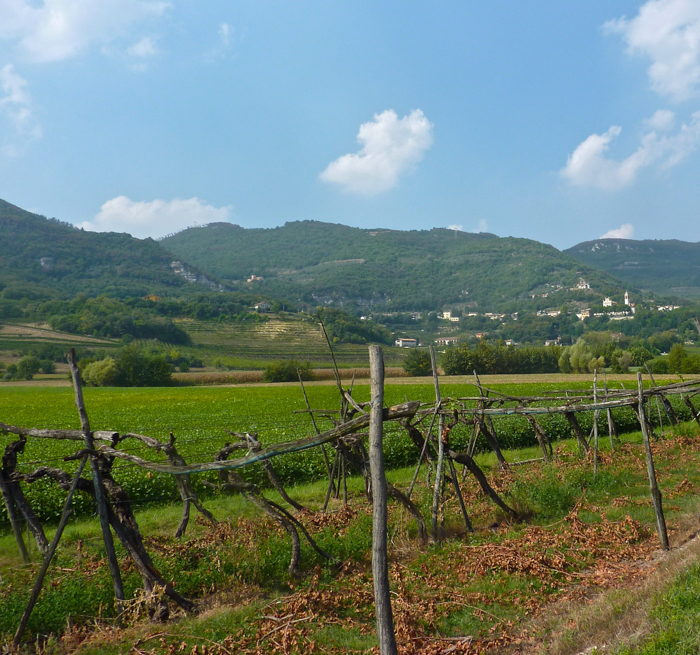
[83,357,120,387]
[17,355,41,380]
[559,338,604,373]
[81,346,172,387]
[263,359,315,383]
[403,349,432,377]
[629,346,654,367]
[610,348,633,373]
[40,359,56,374]
[649,357,669,374]
[115,345,172,386]
[667,344,700,374]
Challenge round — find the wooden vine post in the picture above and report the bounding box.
[593,370,599,480]
[66,349,125,603]
[368,345,398,655]
[13,455,89,647]
[636,372,669,551]
[0,467,29,563]
[430,345,445,541]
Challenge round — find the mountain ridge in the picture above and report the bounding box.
[161,220,632,311]
[0,199,215,300]
[565,237,700,300]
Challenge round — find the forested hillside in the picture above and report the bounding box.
[565,238,700,300]
[0,199,201,300]
[162,221,627,311]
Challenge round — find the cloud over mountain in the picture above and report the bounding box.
[320,109,434,196]
[78,196,231,240]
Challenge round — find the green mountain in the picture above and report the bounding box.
[161,221,629,311]
[0,199,216,300]
[565,239,700,300]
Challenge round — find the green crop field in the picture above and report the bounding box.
[0,378,689,525]
[3,379,700,654]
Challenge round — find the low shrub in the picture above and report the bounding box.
[263,359,315,383]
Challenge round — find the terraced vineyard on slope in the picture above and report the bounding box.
[176,315,407,368]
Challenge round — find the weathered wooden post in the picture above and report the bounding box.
[368,345,398,655]
[13,455,89,647]
[593,370,599,480]
[604,373,617,451]
[66,349,125,603]
[645,363,679,426]
[430,345,446,541]
[0,468,29,562]
[636,372,669,551]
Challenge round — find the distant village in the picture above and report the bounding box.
[389,279,681,349]
[162,265,684,350]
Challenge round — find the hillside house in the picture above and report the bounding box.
[571,278,591,291]
[395,338,419,348]
[602,297,616,307]
[254,302,271,312]
[435,337,459,346]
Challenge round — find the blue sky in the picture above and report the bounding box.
[1,0,700,248]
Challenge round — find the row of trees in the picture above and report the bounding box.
[403,334,700,377]
[0,356,55,381]
[317,309,393,345]
[406,341,562,376]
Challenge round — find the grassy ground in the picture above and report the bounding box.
[2,380,700,653]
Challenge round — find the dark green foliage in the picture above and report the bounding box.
[649,357,669,374]
[263,359,315,383]
[566,237,700,300]
[667,344,700,374]
[403,349,432,376]
[40,359,56,374]
[0,199,197,298]
[629,345,655,366]
[441,341,561,375]
[162,220,623,311]
[1,356,42,380]
[318,308,392,345]
[81,345,173,386]
[44,295,191,344]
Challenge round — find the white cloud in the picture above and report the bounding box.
[646,108,676,130]
[203,23,233,62]
[561,111,700,189]
[127,36,157,58]
[0,0,170,63]
[320,109,434,196]
[0,64,41,155]
[219,23,231,48]
[78,196,232,240]
[476,219,488,232]
[600,223,635,239]
[447,224,463,231]
[605,0,700,101]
